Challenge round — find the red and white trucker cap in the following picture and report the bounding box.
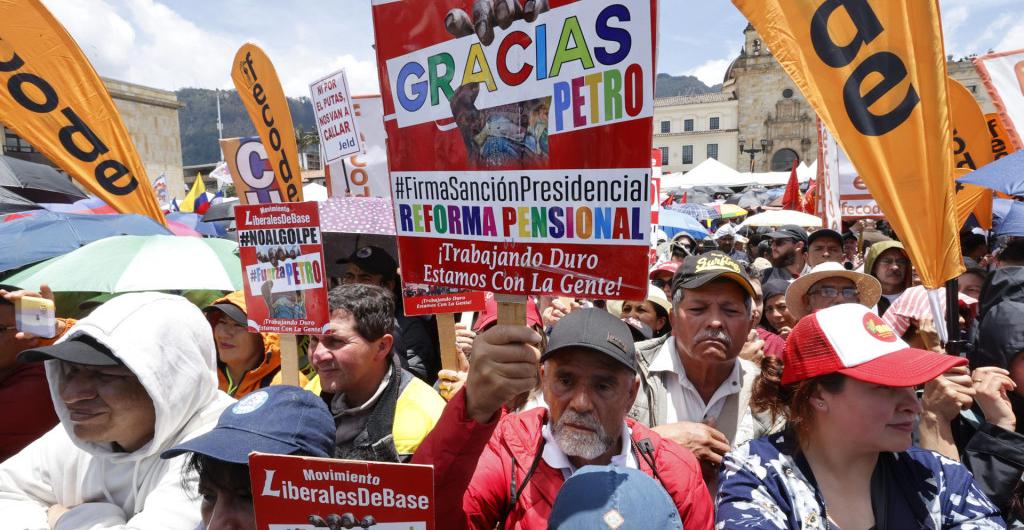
[781,303,966,386]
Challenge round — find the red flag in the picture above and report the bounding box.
[781,159,801,210]
[802,176,818,214]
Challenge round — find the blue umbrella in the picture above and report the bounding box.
[957,151,1024,195]
[0,210,171,273]
[166,212,227,237]
[994,199,1024,237]
[657,210,709,240]
[665,202,720,221]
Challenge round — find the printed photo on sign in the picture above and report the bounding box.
[372,0,657,300]
[235,202,330,334]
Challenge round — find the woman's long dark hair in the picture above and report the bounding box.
[750,355,845,444]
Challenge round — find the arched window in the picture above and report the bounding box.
[771,148,799,171]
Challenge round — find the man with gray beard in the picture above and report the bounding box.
[412,308,713,530]
[630,251,769,487]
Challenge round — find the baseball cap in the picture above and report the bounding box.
[548,466,683,530]
[541,308,637,373]
[672,251,755,298]
[337,246,398,278]
[19,334,124,366]
[161,386,335,463]
[766,225,808,244]
[807,228,842,247]
[785,262,881,319]
[203,302,247,326]
[648,261,679,280]
[781,304,966,386]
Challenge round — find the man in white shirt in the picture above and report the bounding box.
[629,251,763,484]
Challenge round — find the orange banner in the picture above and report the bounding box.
[987,112,1019,161]
[949,79,993,229]
[230,43,303,202]
[0,0,165,224]
[732,0,960,289]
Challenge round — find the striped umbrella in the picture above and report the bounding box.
[5,235,241,293]
[705,203,748,219]
[664,203,720,221]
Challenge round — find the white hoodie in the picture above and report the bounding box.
[0,292,234,529]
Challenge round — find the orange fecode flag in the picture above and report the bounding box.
[0,0,165,225]
[230,43,303,202]
[948,79,994,229]
[732,0,961,289]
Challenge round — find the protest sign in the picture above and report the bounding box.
[975,49,1024,150]
[310,70,362,163]
[220,137,286,205]
[401,282,487,317]
[249,453,434,530]
[0,0,165,225]
[232,43,304,203]
[816,122,843,230]
[235,202,329,335]
[734,0,961,289]
[650,148,662,224]
[371,0,657,301]
[325,95,391,198]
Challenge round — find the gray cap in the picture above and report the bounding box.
[541,308,637,373]
[766,224,808,244]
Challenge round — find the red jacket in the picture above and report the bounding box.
[412,389,713,530]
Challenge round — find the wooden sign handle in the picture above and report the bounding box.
[496,294,528,326]
[437,312,460,371]
[280,334,300,387]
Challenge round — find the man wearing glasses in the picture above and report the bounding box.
[761,225,808,283]
[785,262,882,320]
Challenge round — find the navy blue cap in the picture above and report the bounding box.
[548,466,682,529]
[161,386,334,463]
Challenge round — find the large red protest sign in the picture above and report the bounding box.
[249,453,434,529]
[235,202,330,335]
[371,0,656,301]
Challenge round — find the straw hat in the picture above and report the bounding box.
[785,262,881,319]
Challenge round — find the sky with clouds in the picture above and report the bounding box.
[42,0,1024,97]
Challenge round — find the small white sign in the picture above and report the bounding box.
[309,69,361,163]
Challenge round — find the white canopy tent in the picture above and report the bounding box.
[662,159,816,189]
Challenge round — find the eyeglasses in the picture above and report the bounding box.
[651,278,670,289]
[770,239,794,246]
[878,258,910,267]
[808,287,860,300]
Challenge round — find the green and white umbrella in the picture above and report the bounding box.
[6,235,242,293]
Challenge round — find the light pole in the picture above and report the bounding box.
[738,137,771,172]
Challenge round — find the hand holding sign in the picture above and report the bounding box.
[464,324,542,423]
[445,0,550,44]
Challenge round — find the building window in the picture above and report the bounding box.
[968,85,977,93]
[684,119,694,132]
[658,147,668,166]
[682,145,693,165]
[3,131,34,153]
[709,117,720,130]
[660,121,670,133]
[783,88,794,98]
[707,144,719,160]
[303,150,321,171]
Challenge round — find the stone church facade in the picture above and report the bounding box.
[656,24,995,173]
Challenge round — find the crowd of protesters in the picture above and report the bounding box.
[3,217,1024,529]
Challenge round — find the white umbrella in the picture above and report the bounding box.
[740,209,823,228]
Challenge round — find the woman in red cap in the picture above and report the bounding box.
[716,303,1003,529]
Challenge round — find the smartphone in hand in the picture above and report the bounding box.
[15,295,56,339]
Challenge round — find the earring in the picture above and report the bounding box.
[815,402,825,409]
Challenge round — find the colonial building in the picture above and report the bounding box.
[653,93,738,174]
[655,24,995,173]
[2,77,186,200]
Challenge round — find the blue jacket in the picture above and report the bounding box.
[716,429,1005,529]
